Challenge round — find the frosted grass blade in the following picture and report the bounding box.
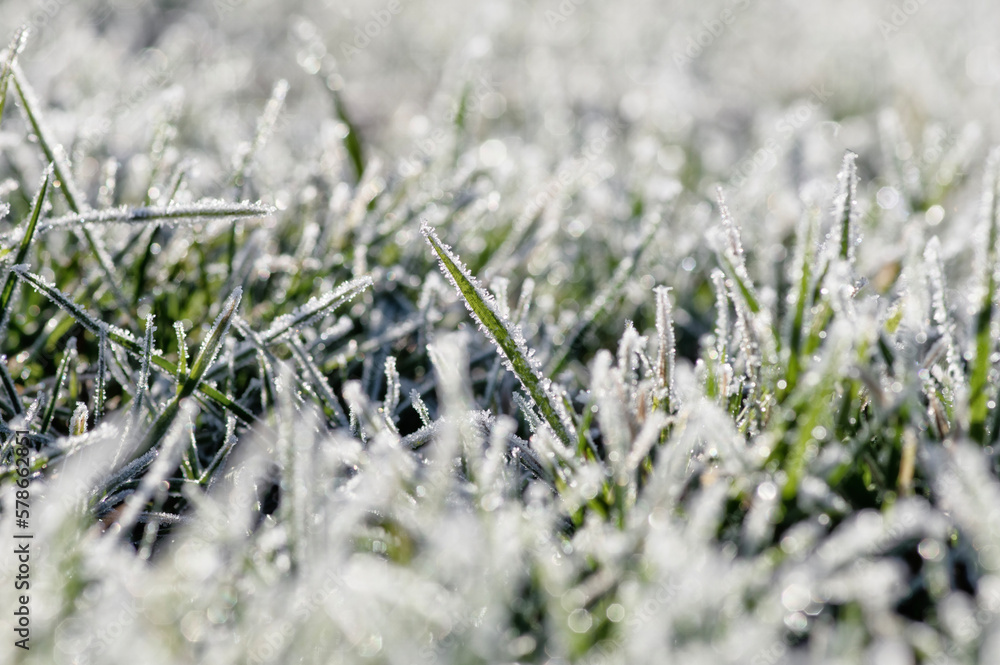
[0,166,49,330]
[12,63,131,314]
[833,151,859,263]
[970,147,1000,443]
[0,355,22,415]
[12,63,87,214]
[783,207,819,395]
[114,401,197,536]
[69,402,88,436]
[422,222,576,446]
[127,313,157,432]
[383,356,400,432]
[0,26,29,127]
[654,286,676,412]
[40,338,75,434]
[261,276,373,344]
[39,199,275,232]
[232,79,288,192]
[227,80,288,275]
[288,337,349,427]
[716,189,762,316]
[181,287,242,399]
[174,321,189,382]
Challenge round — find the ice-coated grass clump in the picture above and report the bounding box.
[2,2,1000,664]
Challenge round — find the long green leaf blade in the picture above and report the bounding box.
[422,222,576,446]
[40,338,76,434]
[0,166,50,328]
[970,148,1000,443]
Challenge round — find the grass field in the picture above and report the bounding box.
[2,1,1000,663]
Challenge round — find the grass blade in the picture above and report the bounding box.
[422,222,577,446]
[0,26,29,127]
[181,287,242,398]
[40,338,76,434]
[0,355,23,415]
[12,63,86,212]
[0,165,49,330]
[782,207,819,397]
[260,276,373,345]
[12,63,132,314]
[654,286,676,412]
[128,313,157,432]
[833,151,859,263]
[970,148,1000,443]
[287,336,349,427]
[38,199,275,233]
[232,80,288,193]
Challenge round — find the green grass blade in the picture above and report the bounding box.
[40,338,76,434]
[422,222,577,446]
[970,149,1000,443]
[0,26,29,127]
[331,87,365,182]
[39,199,275,233]
[128,313,156,427]
[180,287,242,398]
[0,355,22,415]
[834,151,859,262]
[783,208,818,397]
[0,166,50,329]
[12,63,85,213]
[261,275,373,344]
[12,63,132,315]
